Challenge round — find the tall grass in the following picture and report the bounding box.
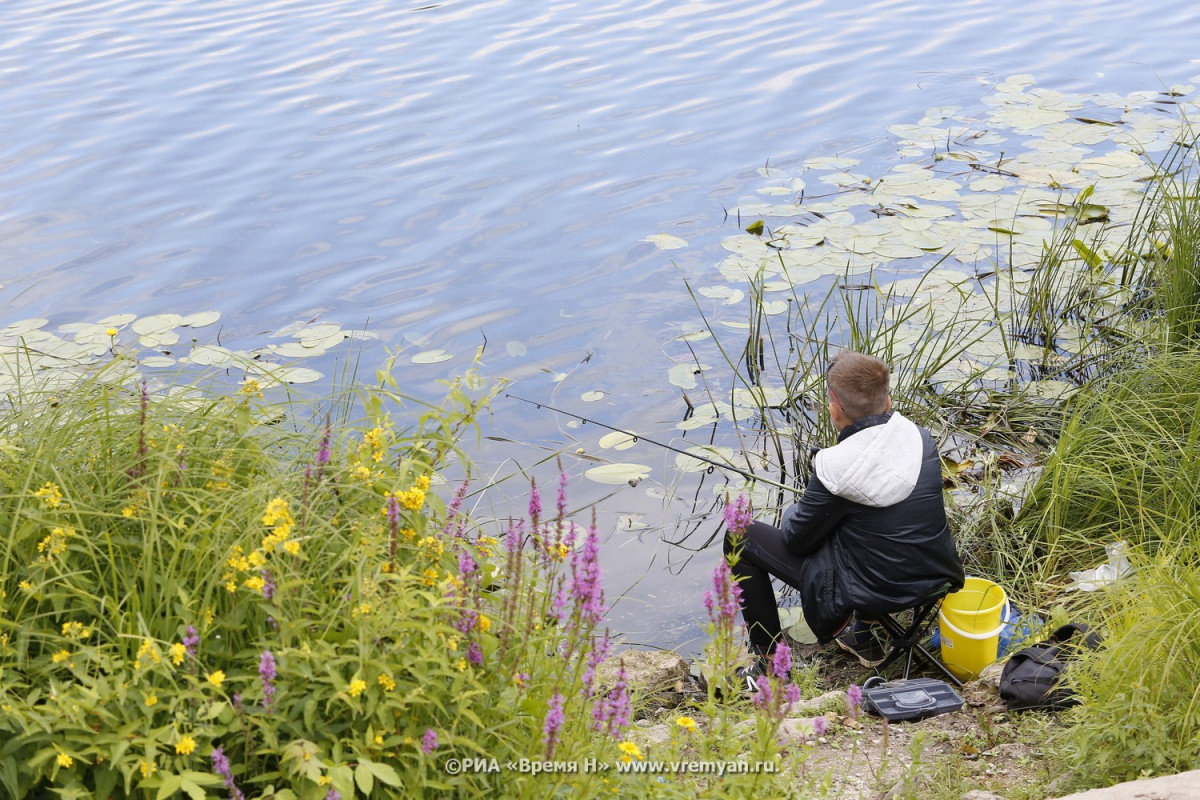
[1,354,840,798]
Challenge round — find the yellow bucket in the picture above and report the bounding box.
[938,577,1008,680]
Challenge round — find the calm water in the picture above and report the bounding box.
[2,0,1197,653]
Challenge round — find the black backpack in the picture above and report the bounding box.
[998,622,1103,711]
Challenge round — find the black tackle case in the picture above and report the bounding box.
[862,677,964,722]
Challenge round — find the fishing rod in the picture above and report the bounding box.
[506,393,803,496]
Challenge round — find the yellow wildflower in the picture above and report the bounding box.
[206,457,232,491]
[351,464,374,481]
[121,505,139,518]
[224,577,238,593]
[61,621,91,640]
[446,636,459,652]
[283,539,301,556]
[36,526,74,561]
[512,672,526,688]
[206,670,225,688]
[175,735,197,756]
[145,693,158,707]
[105,327,119,337]
[262,497,294,541]
[52,650,72,664]
[239,378,263,398]
[416,475,431,491]
[378,674,396,692]
[396,487,425,510]
[204,609,214,626]
[139,760,156,778]
[352,602,372,618]
[418,536,443,560]
[400,527,416,541]
[56,752,73,768]
[244,575,265,594]
[248,550,266,568]
[552,542,569,560]
[374,734,384,745]
[136,639,161,668]
[19,580,33,592]
[169,642,187,665]
[422,567,439,586]
[226,546,250,572]
[347,679,367,698]
[476,614,491,633]
[675,716,697,732]
[34,482,64,509]
[456,659,467,672]
[617,741,643,763]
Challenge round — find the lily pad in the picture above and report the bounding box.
[584,463,652,486]
[598,431,638,451]
[411,349,453,364]
[179,311,221,328]
[580,391,605,402]
[131,314,182,336]
[643,234,688,250]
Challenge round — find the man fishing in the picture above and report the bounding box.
[724,350,964,689]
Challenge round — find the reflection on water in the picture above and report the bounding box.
[1,0,1198,653]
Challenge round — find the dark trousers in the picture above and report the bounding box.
[723,521,811,656]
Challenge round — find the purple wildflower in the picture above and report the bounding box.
[386,493,401,529]
[421,728,438,754]
[723,494,754,537]
[812,715,828,737]
[528,479,542,525]
[458,550,478,577]
[551,586,569,623]
[543,692,565,757]
[784,683,803,705]
[232,693,243,712]
[752,675,773,709]
[603,666,631,737]
[325,790,341,800]
[771,643,792,679]
[557,470,569,519]
[569,523,605,625]
[583,633,612,694]
[466,641,483,665]
[505,519,524,555]
[211,747,246,800]
[316,415,332,466]
[847,684,863,719]
[441,480,469,539]
[708,560,743,626]
[183,626,200,658]
[261,569,276,601]
[259,651,277,711]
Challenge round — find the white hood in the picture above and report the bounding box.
[813,413,925,507]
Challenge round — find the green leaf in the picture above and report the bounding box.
[156,774,183,800]
[1072,239,1102,270]
[354,763,374,795]
[745,219,765,235]
[361,758,402,787]
[179,777,207,800]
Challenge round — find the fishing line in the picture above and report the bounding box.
[506,393,802,496]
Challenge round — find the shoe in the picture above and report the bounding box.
[734,656,770,694]
[835,620,887,668]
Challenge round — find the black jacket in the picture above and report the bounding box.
[781,412,964,641]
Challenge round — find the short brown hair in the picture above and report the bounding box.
[827,351,890,421]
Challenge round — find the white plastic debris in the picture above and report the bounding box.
[1067,541,1133,591]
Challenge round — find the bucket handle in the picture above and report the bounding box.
[939,601,1010,641]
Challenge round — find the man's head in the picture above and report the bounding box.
[826,351,891,429]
